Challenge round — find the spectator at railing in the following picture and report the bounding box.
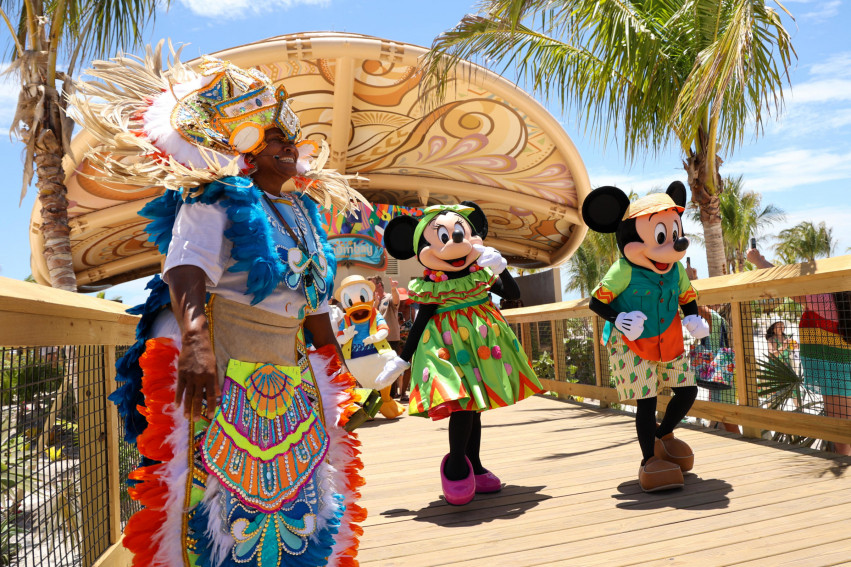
[686,265,740,433]
[766,319,795,365]
[747,248,851,455]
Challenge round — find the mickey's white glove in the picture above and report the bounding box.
[473,244,507,275]
[363,328,388,345]
[615,311,647,342]
[683,314,710,339]
[374,356,410,390]
[336,326,357,346]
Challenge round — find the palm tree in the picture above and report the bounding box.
[422,1,795,277]
[564,230,619,297]
[1,0,164,291]
[774,221,836,264]
[688,175,784,273]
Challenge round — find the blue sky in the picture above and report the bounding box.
[1,0,849,305]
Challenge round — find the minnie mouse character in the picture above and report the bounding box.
[582,182,710,492]
[377,202,544,505]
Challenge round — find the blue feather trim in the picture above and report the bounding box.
[187,499,217,567]
[139,191,182,254]
[109,275,171,444]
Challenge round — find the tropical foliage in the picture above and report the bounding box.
[422,0,796,277]
[0,0,165,290]
[687,175,785,273]
[564,230,619,297]
[774,221,836,264]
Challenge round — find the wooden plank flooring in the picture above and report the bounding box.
[355,395,851,567]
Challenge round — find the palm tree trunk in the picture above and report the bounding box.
[684,150,727,277]
[36,90,76,292]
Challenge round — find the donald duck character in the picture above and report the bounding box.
[335,275,405,418]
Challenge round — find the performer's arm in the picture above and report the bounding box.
[490,269,520,300]
[589,297,620,324]
[399,303,439,362]
[681,300,699,318]
[168,265,219,422]
[305,311,351,375]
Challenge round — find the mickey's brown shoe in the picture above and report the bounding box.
[655,433,694,472]
[638,456,684,492]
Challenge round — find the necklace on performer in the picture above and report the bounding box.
[262,192,328,313]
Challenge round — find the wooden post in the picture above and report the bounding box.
[591,316,610,409]
[522,323,533,360]
[551,320,562,382]
[104,347,122,544]
[730,301,761,438]
[78,345,111,566]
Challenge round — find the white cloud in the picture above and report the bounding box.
[724,147,851,192]
[177,0,327,18]
[788,78,851,104]
[809,52,851,78]
[798,0,842,20]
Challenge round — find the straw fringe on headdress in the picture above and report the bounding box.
[68,41,368,212]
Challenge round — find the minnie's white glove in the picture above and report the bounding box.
[374,356,410,390]
[473,244,507,275]
[615,311,647,342]
[337,326,357,345]
[683,314,710,339]
[363,328,389,345]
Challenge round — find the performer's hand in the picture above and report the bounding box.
[337,326,357,345]
[375,356,410,390]
[473,244,507,274]
[683,314,710,339]
[615,311,647,341]
[175,332,220,422]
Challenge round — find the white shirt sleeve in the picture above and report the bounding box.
[162,201,232,287]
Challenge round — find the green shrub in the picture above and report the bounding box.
[0,351,64,405]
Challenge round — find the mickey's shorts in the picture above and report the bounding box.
[608,331,694,400]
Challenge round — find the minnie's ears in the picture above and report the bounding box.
[460,201,488,238]
[384,215,419,260]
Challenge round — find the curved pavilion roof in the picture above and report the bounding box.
[30,32,590,288]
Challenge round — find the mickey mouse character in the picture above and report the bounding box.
[377,202,544,505]
[583,182,710,492]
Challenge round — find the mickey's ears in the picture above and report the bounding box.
[581,186,630,233]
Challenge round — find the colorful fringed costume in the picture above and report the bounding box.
[69,46,368,566]
[114,179,366,567]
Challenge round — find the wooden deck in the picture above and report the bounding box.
[355,395,851,566]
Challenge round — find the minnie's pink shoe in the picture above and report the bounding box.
[474,470,502,493]
[440,454,475,506]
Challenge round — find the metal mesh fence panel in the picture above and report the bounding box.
[1,346,111,567]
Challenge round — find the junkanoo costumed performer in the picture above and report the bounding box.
[334,276,405,419]
[582,182,710,492]
[69,45,371,566]
[376,202,544,505]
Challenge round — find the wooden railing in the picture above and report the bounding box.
[503,255,851,446]
[0,276,138,567]
[2,257,850,566]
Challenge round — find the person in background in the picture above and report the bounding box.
[685,264,740,434]
[765,319,794,364]
[370,276,402,396]
[329,297,345,331]
[747,248,851,456]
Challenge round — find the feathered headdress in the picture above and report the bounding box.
[68,42,367,211]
